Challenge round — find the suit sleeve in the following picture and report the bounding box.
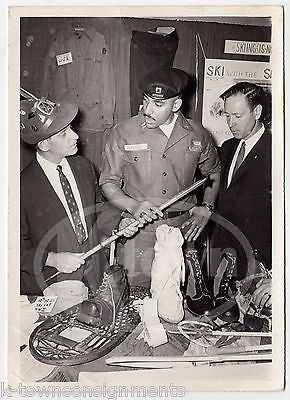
[20,187,49,278]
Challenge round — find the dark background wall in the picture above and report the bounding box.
[20,17,271,169]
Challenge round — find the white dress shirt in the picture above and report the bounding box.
[36,153,88,238]
[227,124,265,188]
[159,112,178,139]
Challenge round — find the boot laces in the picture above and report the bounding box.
[94,272,116,328]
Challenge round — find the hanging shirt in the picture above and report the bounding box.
[42,24,115,132]
[36,152,88,238]
[227,124,265,187]
[130,28,179,116]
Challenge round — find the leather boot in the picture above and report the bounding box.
[214,252,239,322]
[185,249,215,316]
[77,264,130,327]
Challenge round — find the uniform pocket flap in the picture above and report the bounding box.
[125,150,152,163]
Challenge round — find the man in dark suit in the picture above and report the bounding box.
[20,92,111,295]
[212,82,271,280]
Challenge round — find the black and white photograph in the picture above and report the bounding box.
[5,3,285,394]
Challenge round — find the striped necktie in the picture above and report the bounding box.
[57,165,86,245]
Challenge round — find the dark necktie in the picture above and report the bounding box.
[232,140,246,177]
[56,165,86,245]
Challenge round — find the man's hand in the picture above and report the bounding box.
[128,200,163,223]
[118,217,143,238]
[46,252,85,274]
[252,278,272,309]
[101,183,163,224]
[181,206,211,241]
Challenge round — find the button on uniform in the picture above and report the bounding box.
[162,153,167,159]
[163,172,167,176]
[134,156,138,161]
[162,189,167,195]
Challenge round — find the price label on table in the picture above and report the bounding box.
[33,296,58,314]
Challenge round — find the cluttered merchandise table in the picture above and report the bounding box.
[18,264,272,383]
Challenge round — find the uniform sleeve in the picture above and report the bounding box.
[99,127,126,187]
[198,131,221,176]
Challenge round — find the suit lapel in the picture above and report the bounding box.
[229,133,268,187]
[31,161,68,220]
[30,160,77,240]
[222,139,240,190]
[67,157,94,232]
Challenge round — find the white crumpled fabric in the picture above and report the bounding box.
[134,297,168,348]
[43,280,88,315]
[150,224,185,323]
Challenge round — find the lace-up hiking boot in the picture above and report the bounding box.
[214,252,239,322]
[185,249,215,316]
[77,264,130,327]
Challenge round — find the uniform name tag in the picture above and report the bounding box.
[124,144,148,151]
[56,52,73,66]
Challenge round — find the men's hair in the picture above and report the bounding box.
[220,82,265,111]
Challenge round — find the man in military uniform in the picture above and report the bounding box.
[99,68,221,287]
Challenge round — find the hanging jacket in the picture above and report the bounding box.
[130,27,179,116]
[42,24,115,131]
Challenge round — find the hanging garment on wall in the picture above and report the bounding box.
[77,129,106,175]
[42,24,116,131]
[130,27,179,116]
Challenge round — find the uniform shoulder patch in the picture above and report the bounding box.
[188,140,202,152]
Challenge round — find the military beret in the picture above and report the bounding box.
[20,93,78,145]
[139,67,189,100]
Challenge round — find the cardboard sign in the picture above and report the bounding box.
[224,40,272,56]
[202,59,272,146]
[56,51,73,66]
[33,296,58,314]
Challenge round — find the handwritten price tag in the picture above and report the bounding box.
[56,52,73,66]
[33,296,58,314]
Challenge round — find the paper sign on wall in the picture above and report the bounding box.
[202,59,271,146]
[224,40,272,56]
[56,52,73,66]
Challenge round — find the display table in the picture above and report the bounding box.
[18,296,271,383]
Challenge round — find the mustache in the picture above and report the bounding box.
[143,114,155,121]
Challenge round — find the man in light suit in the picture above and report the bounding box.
[212,82,271,280]
[20,92,113,295]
